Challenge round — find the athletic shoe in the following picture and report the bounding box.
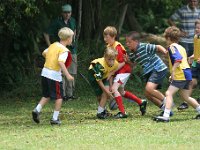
[195,114,200,119]
[153,116,170,122]
[50,119,61,125]
[64,95,77,101]
[177,102,189,110]
[114,112,128,119]
[97,110,108,119]
[139,99,147,115]
[32,109,40,124]
[159,110,174,117]
[104,109,112,117]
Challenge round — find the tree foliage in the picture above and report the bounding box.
[0,0,186,90]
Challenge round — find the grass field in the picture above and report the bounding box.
[0,86,200,150]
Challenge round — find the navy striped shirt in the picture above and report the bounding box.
[129,43,167,75]
[170,5,200,43]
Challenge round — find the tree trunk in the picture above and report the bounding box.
[75,0,82,44]
[126,5,142,32]
[117,3,128,35]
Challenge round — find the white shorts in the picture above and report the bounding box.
[113,73,130,87]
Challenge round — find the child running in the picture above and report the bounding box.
[125,31,168,114]
[32,27,74,125]
[88,47,119,119]
[154,26,200,122]
[103,26,147,118]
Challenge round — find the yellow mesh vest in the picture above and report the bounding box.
[89,58,118,79]
[194,35,200,60]
[44,42,68,71]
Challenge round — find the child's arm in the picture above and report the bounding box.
[42,48,48,58]
[188,54,194,64]
[123,54,136,67]
[156,45,168,54]
[59,62,74,81]
[107,62,125,79]
[97,80,114,98]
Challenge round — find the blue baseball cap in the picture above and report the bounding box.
[62,4,72,12]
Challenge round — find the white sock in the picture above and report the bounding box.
[53,111,60,120]
[35,104,42,112]
[162,97,166,105]
[163,108,171,118]
[160,104,165,111]
[97,106,104,113]
[196,105,200,114]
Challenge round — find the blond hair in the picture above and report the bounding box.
[103,26,117,37]
[164,26,182,42]
[58,27,74,40]
[104,47,118,58]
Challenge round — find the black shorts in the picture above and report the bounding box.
[41,76,63,100]
[170,80,191,90]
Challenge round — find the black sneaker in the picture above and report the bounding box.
[153,116,170,122]
[195,114,200,119]
[104,109,112,117]
[97,110,108,119]
[159,110,174,117]
[114,112,128,119]
[139,99,147,115]
[177,102,189,110]
[50,119,61,125]
[64,95,77,101]
[32,109,40,124]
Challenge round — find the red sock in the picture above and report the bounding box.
[115,96,125,114]
[124,91,142,105]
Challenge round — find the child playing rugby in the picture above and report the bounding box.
[103,26,147,118]
[32,27,74,125]
[125,31,168,114]
[88,47,119,119]
[154,26,200,122]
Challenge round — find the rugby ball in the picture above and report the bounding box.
[109,99,118,110]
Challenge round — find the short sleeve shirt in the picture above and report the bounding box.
[129,43,167,75]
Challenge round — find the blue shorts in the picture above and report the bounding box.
[143,69,167,87]
[170,80,191,90]
[41,76,63,100]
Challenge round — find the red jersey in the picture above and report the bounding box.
[108,41,132,74]
[65,51,72,68]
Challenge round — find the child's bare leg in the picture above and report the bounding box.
[54,98,63,111]
[158,85,179,119]
[145,82,165,106]
[35,97,50,112]
[97,86,109,115]
[145,82,165,100]
[52,98,63,121]
[99,92,108,108]
[145,91,162,107]
[165,86,179,110]
[179,89,199,108]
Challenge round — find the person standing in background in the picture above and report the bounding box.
[44,4,77,100]
[168,0,200,110]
